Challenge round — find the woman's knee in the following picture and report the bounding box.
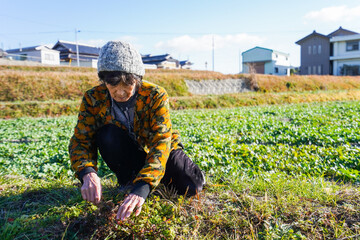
[163,149,205,196]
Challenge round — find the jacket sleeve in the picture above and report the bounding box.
[133,88,172,189]
[69,92,99,179]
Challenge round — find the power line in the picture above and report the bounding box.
[1,31,73,35]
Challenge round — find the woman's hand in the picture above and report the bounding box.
[81,172,102,204]
[117,194,145,221]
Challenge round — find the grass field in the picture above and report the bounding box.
[1,65,360,118]
[1,101,359,239]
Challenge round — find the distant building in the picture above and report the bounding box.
[142,54,179,69]
[295,27,359,75]
[242,46,291,76]
[52,40,100,68]
[6,45,60,65]
[180,60,193,69]
[330,34,360,76]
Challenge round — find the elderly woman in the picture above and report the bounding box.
[69,41,205,221]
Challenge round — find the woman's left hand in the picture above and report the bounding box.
[117,193,145,221]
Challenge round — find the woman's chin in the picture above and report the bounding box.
[115,97,130,102]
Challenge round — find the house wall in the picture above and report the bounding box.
[40,49,60,65]
[330,34,360,76]
[8,50,42,62]
[158,61,177,69]
[272,52,290,66]
[272,52,290,76]
[332,38,360,59]
[264,62,274,74]
[7,49,60,65]
[299,36,330,75]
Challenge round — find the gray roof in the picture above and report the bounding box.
[52,40,100,56]
[295,31,329,45]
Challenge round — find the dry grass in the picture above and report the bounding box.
[254,74,360,92]
[2,90,360,118]
[1,65,359,102]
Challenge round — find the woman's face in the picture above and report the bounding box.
[105,82,136,102]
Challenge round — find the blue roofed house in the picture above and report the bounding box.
[179,60,193,69]
[52,40,100,68]
[141,54,179,69]
[141,54,193,70]
[242,47,291,76]
[6,45,60,65]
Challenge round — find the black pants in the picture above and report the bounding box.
[96,124,204,196]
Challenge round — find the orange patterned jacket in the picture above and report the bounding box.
[69,80,182,189]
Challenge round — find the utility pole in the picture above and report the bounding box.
[212,35,215,71]
[75,29,80,67]
[239,49,242,73]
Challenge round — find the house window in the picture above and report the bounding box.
[313,66,316,74]
[318,45,321,54]
[313,45,317,54]
[346,41,359,51]
[275,67,279,73]
[308,46,311,55]
[318,65,322,75]
[308,66,311,74]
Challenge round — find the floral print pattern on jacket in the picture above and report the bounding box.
[69,80,182,189]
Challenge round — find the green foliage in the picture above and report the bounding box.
[0,101,360,239]
[1,101,359,181]
[173,101,360,182]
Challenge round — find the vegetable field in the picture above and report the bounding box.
[1,101,360,239]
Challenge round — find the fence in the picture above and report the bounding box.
[185,79,249,95]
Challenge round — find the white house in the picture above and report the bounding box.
[6,45,60,65]
[242,47,291,76]
[330,34,360,76]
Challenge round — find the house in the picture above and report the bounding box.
[330,34,360,76]
[5,45,60,65]
[141,54,180,69]
[242,47,291,76]
[180,60,193,69]
[295,27,358,75]
[52,40,100,68]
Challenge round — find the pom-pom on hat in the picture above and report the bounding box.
[97,41,145,77]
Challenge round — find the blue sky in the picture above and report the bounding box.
[1,0,360,73]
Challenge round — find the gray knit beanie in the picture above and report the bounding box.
[97,41,145,77]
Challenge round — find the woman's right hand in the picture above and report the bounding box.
[81,172,102,204]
